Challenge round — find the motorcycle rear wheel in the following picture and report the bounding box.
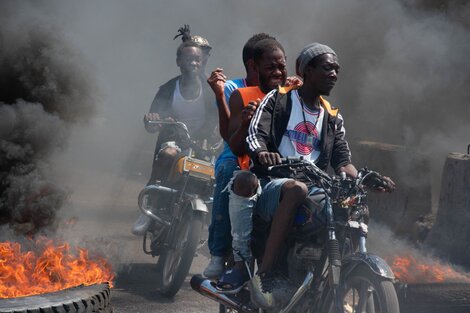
[323,265,399,313]
[156,210,204,297]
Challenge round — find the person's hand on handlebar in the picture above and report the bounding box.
[144,112,160,122]
[257,151,282,167]
[144,113,176,122]
[163,116,175,122]
[144,113,176,132]
[377,176,396,193]
[366,175,396,193]
[144,113,160,132]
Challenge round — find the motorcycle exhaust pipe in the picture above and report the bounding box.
[190,275,255,312]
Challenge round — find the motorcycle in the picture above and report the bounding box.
[136,121,217,297]
[191,157,399,313]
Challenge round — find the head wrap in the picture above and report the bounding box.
[174,24,212,54]
[297,43,336,75]
[190,35,212,53]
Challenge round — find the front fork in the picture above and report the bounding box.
[142,199,185,256]
[324,197,345,313]
[283,197,345,313]
[164,197,209,251]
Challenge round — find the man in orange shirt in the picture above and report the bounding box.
[204,33,277,278]
[216,38,290,293]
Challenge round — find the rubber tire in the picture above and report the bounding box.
[322,265,399,313]
[0,283,112,313]
[156,211,204,297]
[400,283,470,313]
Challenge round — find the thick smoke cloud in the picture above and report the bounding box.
[0,0,468,265]
[0,3,97,235]
[0,102,67,234]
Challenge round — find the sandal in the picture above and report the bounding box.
[215,267,250,294]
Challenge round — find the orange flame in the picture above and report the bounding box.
[389,255,470,284]
[0,239,114,298]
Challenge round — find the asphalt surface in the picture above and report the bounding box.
[60,164,219,313]
[55,146,470,313]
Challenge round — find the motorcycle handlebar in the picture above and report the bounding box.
[359,170,389,190]
[147,120,190,139]
[147,120,221,154]
[266,157,305,171]
[280,157,303,164]
[268,159,391,189]
[147,120,188,128]
[267,157,332,182]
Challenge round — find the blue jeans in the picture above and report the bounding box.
[255,178,326,225]
[255,178,290,222]
[208,158,239,257]
[226,171,262,262]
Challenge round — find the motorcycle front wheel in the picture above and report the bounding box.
[323,265,399,313]
[156,210,204,297]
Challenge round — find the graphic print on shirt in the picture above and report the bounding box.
[278,90,324,162]
[286,114,321,155]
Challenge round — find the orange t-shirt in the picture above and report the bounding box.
[235,86,266,170]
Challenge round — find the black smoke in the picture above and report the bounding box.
[0,6,97,235]
[0,0,467,259]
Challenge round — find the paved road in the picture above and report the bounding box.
[61,165,470,313]
[60,165,219,313]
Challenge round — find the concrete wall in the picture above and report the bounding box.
[351,141,433,240]
[426,153,470,268]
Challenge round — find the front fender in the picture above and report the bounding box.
[342,253,395,280]
[318,253,396,313]
[188,197,209,214]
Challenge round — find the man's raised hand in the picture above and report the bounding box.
[285,76,303,88]
[207,68,227,100]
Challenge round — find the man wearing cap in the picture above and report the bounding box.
[245,43,395,309]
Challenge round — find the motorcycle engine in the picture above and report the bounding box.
[287,242,322,284]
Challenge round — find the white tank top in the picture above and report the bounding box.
[278,90,324,162]
[172,79,206,134]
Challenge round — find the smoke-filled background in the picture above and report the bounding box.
[0,3,97,234]
[0,0,468,261]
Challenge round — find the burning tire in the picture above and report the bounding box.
[399,283,470,313]
[0,283,112,313]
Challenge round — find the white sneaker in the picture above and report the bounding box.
[203,256,224,279]
[131,213,152,236]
